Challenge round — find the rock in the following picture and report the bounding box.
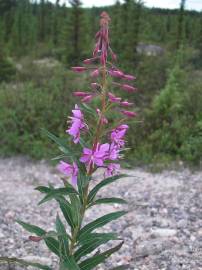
[134,239,172,257]
[0,230,5,238]
[151,228,177,238]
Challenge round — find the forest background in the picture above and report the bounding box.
[0,0,202,167]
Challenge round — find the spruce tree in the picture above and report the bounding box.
[176,0,186,49]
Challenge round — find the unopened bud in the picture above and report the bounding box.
[71,67,86,73]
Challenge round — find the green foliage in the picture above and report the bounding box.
[0,64,80,159]
[0,56,16,82]
[131,63,202,165]
[16,145,128,269]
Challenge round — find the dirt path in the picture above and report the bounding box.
[0,157,201,270]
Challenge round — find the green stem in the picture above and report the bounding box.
[69,65,108,256]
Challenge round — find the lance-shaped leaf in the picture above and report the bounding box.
[42,129,77,161]
[88,174,128,203]
[77,172,90,204]
[38,187,78,205]
[80,103,97,117]
[0,257,51,270]
[17,220,46,236]
[44,237,60,256]
[90,197,127,206]
[74,237,118,262]
[35,186,51,193]
[59,257,80,270]
[78,232,118,246]
[56,215,69,259]
[17,220,60,257]
[78,211,127,240]
[69,194,81,227]
[58,198,75,229]
[79,242,124,270]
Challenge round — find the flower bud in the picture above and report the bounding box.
[111,51,117,61]
[29,236,42,242]
[121,101,134,107]
[108,92,121,103]
[82,95,93,103]
[109,69,124,78]
[83,58,97,64]
[91,83,100,90]
[121,84,137,93]
[71,67,86,73]
[121,110,137,118]
[73,91,90,97]
[123,74,136,80]
[91,69,99,78]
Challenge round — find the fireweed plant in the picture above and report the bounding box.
[15,12,137,270]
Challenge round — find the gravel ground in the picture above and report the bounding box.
[0,157,201,270]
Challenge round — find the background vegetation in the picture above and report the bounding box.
[0,0,202,166]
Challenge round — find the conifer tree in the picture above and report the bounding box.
[63,0,85,65]
[176,0,186,49]
[38,0,46,42]
[123,0,143,68]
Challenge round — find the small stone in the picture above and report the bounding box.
[0,231,5,238]
[151,228,177,238]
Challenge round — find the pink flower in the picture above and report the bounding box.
[71,67,87,73]
[105,163,120,177]
[123,74,136,80]
[57,161,78,186]
[108,92,121,103]
[107,143,120,160]
[67,105,86,144]
[80,143,110,167]
[110,125,129,147]
[121,110,137,118]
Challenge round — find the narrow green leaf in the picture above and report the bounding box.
[56,215,69,259]
[77,172,90,204]
[79,242,124,270]
[35,186,51,193]
[59,257,80,270]
[16,220,46,236]
[38,187,78,205]
[75,237,117,262]
[0,257,51,270]
[51,154,69,161]
[88,174,128,203]
[69,194,81,227]
[78,211,127,240]
[78,233,118,246]
[90,197,127,206]
[42,129,77,161]
[44,237,60,256]
[58,198,75,229]
[80,103,97,116]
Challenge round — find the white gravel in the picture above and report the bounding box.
[0,156,202,270]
